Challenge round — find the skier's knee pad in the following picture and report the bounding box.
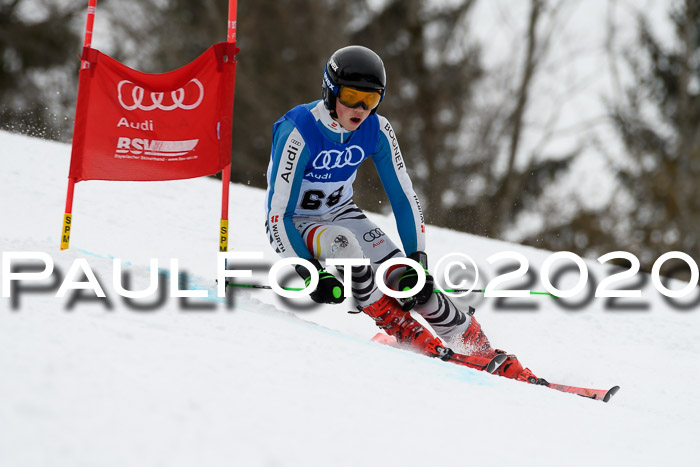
[308,225,364,260]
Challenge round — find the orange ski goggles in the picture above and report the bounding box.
[337,85,383,110]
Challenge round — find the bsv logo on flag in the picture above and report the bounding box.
[115,137,199,157]
[312,145,365,170]
[117,79,204,111]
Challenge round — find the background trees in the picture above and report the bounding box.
[0,0,82,139]
[607,0,700,271]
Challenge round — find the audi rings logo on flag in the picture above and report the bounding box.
[117,79,205,111]
[362,228,385,242]
[312,145,365,170]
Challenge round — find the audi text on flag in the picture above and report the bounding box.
[69,43,238,182]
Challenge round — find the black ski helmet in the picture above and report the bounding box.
[322,45,386,118]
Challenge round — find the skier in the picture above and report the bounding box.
[265,45,537,382]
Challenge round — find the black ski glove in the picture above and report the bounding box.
[295,259,344,304]
[397,251,433,311]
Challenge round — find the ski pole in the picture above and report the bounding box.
[227,283,556,297]
[448,289,556,297]
[228,283,305,291]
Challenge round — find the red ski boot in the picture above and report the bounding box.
[363,294,450,360]
[460,316,497,358]
[461,316,540,382]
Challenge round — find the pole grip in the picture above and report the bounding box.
[61,177,76,250]
[220,162,231,254]
[60,213,72,250]
[219,219,229,252]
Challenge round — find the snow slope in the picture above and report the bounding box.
[1,130,699,467]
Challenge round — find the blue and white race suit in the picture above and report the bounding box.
[265,100,469,339]
[265,100,424,260]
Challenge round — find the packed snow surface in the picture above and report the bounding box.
[1,130,699,466]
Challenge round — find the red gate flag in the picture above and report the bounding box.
[69,42,238,182]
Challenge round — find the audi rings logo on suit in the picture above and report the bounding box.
[362,228,386,242]
[312,145,365,170]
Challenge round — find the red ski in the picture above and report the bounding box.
[539,381,620,402]
[514,371,620,402]
[372,333,620,402]
[371,333,507,374]
[519,372,620,402]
